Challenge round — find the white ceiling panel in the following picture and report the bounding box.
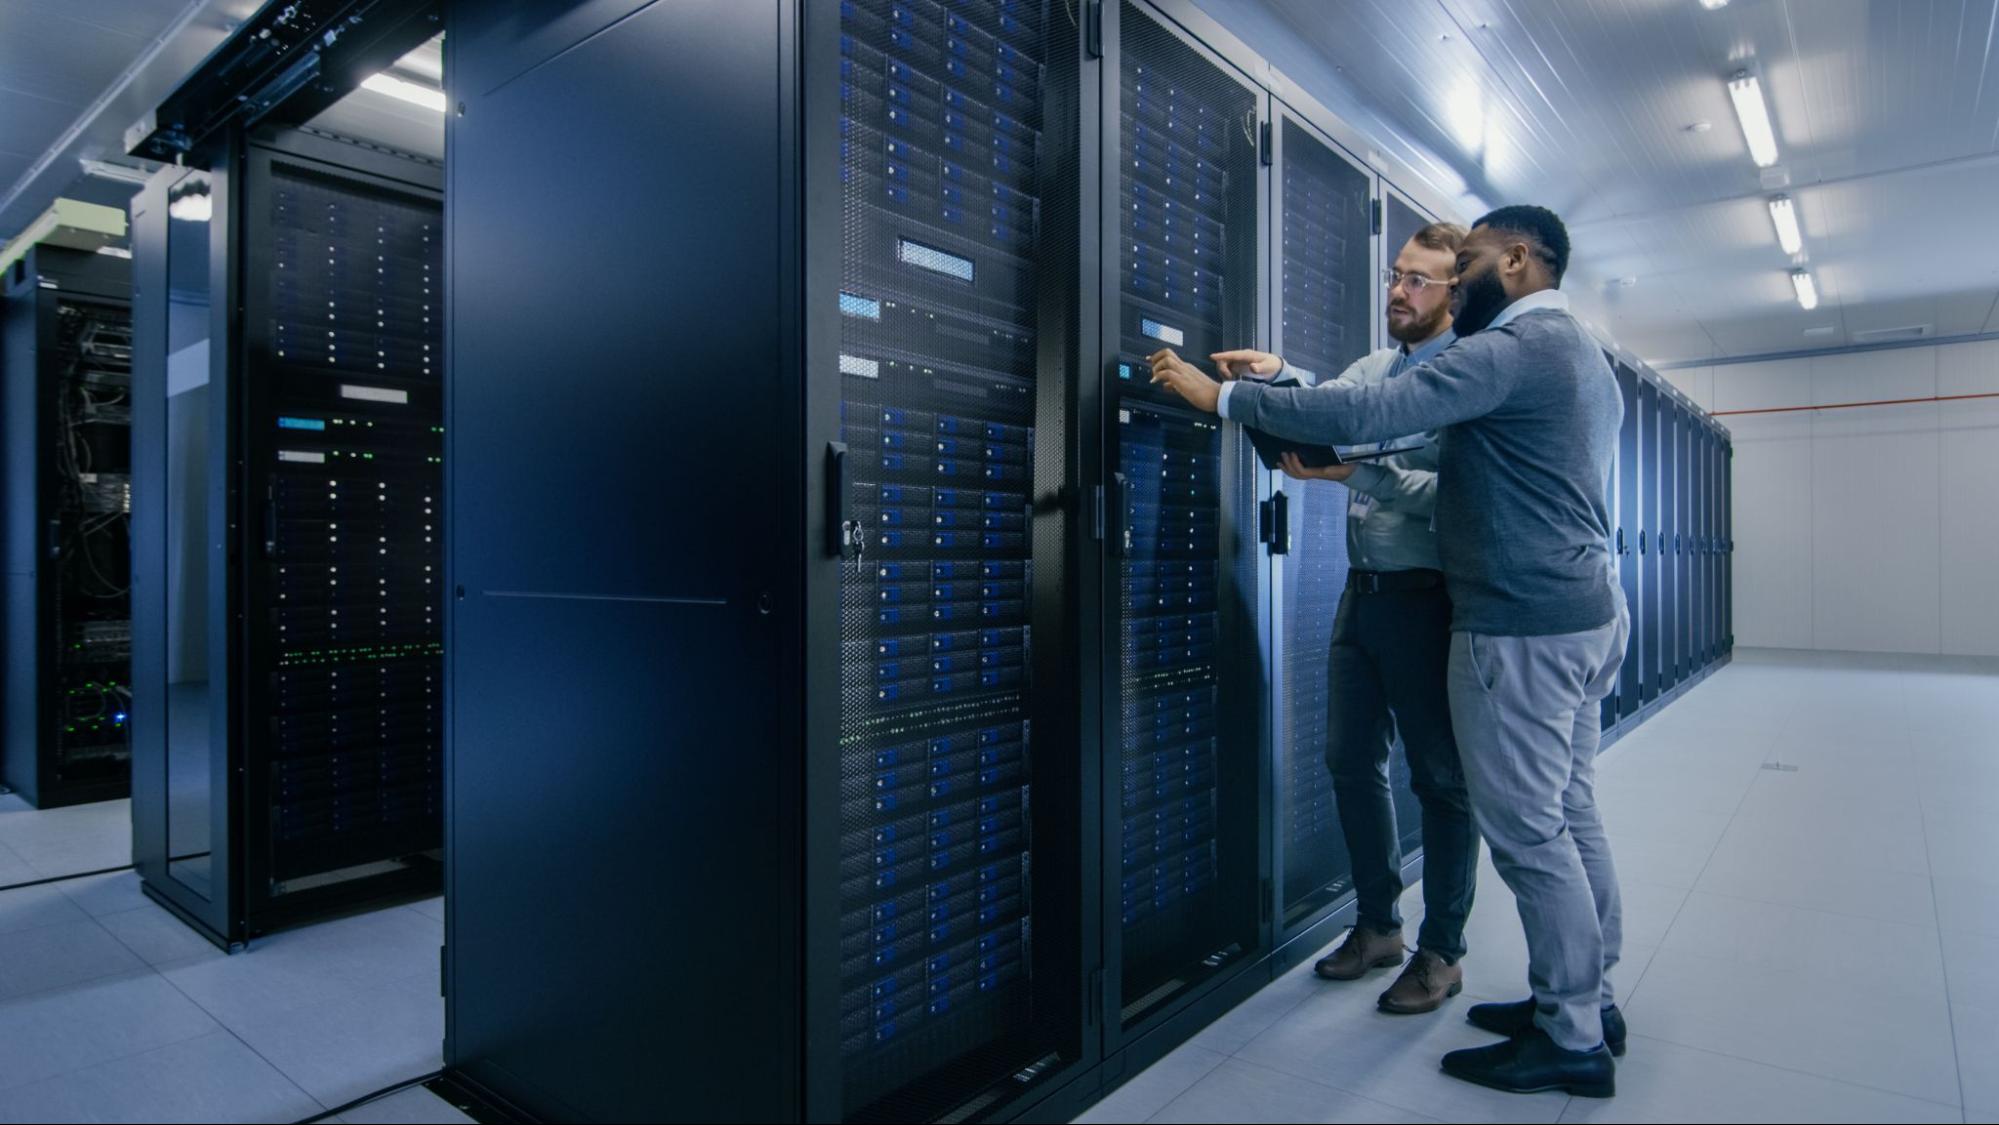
[1234,0,1999,367]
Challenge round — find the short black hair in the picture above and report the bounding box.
[1472,204,1571,286]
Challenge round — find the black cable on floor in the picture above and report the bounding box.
[294,1069,447,1124]
[0,862,135,895]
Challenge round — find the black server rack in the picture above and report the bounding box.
[1723,440,1734,650]
[1268,110,1374,934]
[1697,424,1711,664]
[3,246,133,808]
[1661,400,1680,691]
[1637,380,1659,701]
[446,1,1090,1120]
[1370,188,1427,854]
[1611,362,1640,720]
[130,129,442,947]
[1676,403,1692,683]
[1102,0,1264,1039]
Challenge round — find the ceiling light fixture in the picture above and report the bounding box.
[1699,0,1729,9]
[361,72,446,113]
[1767,195,1802,255]
[1790,268,1818,310]
[78,158,154,186]
[1728,70,1779,167]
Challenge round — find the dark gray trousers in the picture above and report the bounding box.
[1326,583,1480,960]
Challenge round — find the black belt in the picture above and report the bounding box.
[1346,568,1444,594]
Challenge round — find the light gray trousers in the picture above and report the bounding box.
[1448,599,1630,1052]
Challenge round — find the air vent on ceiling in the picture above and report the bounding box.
[1852,324,1931,343]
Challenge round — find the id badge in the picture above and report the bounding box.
[1348,491,1375,521]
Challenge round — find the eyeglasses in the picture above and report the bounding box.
[1383,269,1450,294]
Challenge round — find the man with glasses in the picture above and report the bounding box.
[1150,206,1629,1098]
[1208,222,1479,1017]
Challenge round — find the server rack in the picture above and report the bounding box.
[3,245,133,808]
[1265,106,1376,938]
[130,128,443,947]
[1610,361,1640,719]
[1369,187,1429,853]
[1099,0,1266,1044]
[1676,401,1693,682]
[446,1,1091,1120]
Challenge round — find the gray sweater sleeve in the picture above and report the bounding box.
[1272,357,1439,516]
[1226,329,1518,446]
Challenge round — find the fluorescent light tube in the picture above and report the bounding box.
[1728,71,1779,167]
[78,158,154,186]
[362,72,446,113]
[1790,269,1818,311]
[1767,195,1802,255]
[1699,0,1729,9]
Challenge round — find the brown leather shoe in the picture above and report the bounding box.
[1314,925,1405,981]
[1376,949,1463,1014]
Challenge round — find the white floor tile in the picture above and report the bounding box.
[1187,963,1319,1055]
[224,970,442,1107]
[100,901,234,967]
[1943,928,1999,1119]
[0,1029,322,1124]
[0,882,92,936]
[1073,1045,1229,1124]
[0,799,133,879]
[1149,1056,1442,1123]
[1660,891,1946,993]
[1624,947,1959,1105]
[0,916,147,999]
[338,1085,474,1124]
[160,906,442,1025]
[1557,1036,1962,1124]
[406,895,445,924]
[1234,984,1569,1123]
[0,971,219,1094]
[0,840,38,885]
[55,869,151,917]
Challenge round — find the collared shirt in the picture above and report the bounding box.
[1212,291,1625,636]
[1272,328,1454,573]
[1484,287,1570,332]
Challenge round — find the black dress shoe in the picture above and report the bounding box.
[1441,1027,1616,1098]
[1465,997,1627,1057]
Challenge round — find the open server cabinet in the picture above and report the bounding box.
[3,245,134,808]
[129,126,444,947]
[443,0,1450,1119]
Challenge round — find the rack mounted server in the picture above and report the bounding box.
[129,127,443,946]
[436,0,1732,1120]
[3,245,134,808]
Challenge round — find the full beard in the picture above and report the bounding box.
[1388,299,1450,346]
[1452,267,1509,335]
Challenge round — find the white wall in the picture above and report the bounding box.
[1661,339,1999,656]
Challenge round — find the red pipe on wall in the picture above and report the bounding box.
[1708,391,1999,417]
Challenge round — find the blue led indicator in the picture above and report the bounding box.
[277,416,327,431]
[838,291,882,320]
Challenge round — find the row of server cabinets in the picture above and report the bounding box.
[1603,354,1735,731]
[3,246,134,809]
[122,128,444,944]
[439,0,1729,1121]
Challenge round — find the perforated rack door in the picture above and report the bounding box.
[1108,0,1263,1032]
[827,1,1084,1118]
[1369,188,1430,852]
[241,154,443,896]
[1613,362,1642,718]
[1269,114,1372,932]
